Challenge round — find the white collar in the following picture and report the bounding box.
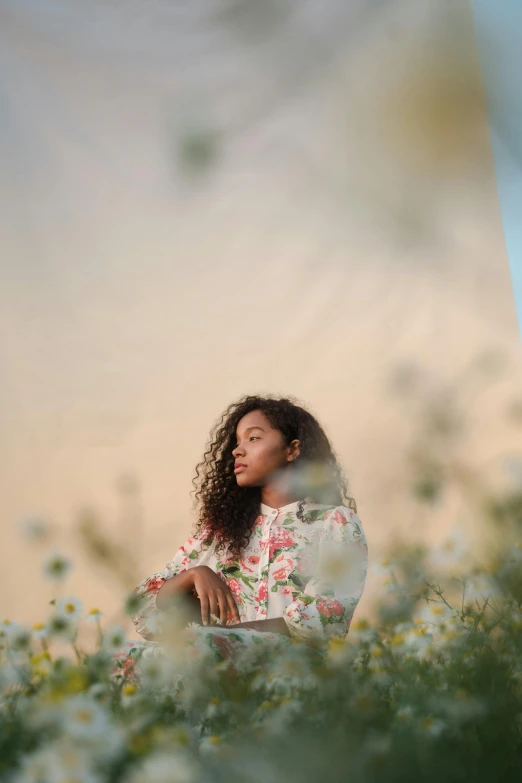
[260,497,311,515]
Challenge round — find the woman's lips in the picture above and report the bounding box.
[234,464,247,474]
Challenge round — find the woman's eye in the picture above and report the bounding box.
[249,436,259,441]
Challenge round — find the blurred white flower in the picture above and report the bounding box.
[13,746,62,783]
[264,649,316,696]
[18,515,50,542]
[31,621,49,640]
[127,750,198,783]
[414,602,453,628]
[428,525,470,574]
[0,659,26,689]
[501,455,522,487]
[442,691,488,724]
[47,613,76,642]
[86,607,104,623]
[63,696,110,741]
[88,683,111,703]
[464,573,500,603]
[14,741,100,783]
[0,619,21,642]
[326,636,352,666]
[368,555,397,578]
[317,540,366,593]
[348,617,377,644]
[402,625,434,654]
[7,624,32,652]
[139,654,175,690]
[417,715,446,737]
[396,705,414,723]
[42,550,73,581]
[56,596,83,622]
[363,730,392,758]
[271,460,340,506]
[101,625,127,654]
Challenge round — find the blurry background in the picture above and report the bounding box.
[0,0,521,631]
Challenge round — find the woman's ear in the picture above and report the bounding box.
[287,439,301,462]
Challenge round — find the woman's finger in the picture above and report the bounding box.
[199,593,210,626]
[208,591,220,624]
[216,592,228,626]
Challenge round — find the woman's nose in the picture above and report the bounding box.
[232,443,245,458]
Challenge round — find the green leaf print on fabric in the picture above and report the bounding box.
[303,508,331,523]
[269,543,299,562]
[220,563,257,589]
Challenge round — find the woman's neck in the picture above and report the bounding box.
[260,485,304,510]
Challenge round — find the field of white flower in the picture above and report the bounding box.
[2,476,522,783]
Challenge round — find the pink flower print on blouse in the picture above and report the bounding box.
[256,580,268,602]
[272,554,295,581]
[143,575,167,596]
[240,554,260,574]
[269,529,297,560]
[317,598,345,619]
[226,577,243,601]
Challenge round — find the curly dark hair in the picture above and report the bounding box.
[191,395,357,561]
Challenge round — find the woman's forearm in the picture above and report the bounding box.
[156,569,196,610]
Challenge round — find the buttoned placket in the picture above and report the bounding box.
[257,507,280,620]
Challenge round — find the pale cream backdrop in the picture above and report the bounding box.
[0,0,521,635]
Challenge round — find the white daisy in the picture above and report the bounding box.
[56,596,83,622]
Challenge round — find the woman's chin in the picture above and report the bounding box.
[235,473,256,488]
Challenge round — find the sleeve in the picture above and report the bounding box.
[131,533,209,640]
[282,506,368,641]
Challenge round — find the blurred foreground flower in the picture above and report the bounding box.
[41,550,73,582]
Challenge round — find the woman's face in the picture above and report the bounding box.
[232,410,300,488]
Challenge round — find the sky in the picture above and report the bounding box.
[470,0,522,337]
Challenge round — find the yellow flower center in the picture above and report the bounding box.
[75,709,93,724]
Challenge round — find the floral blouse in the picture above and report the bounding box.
[131,497,368,642]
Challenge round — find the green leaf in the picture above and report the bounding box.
[221,565,241,576]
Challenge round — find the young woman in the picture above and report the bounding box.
[121,395,368,672]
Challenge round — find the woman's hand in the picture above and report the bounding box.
[191,566,241,627]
